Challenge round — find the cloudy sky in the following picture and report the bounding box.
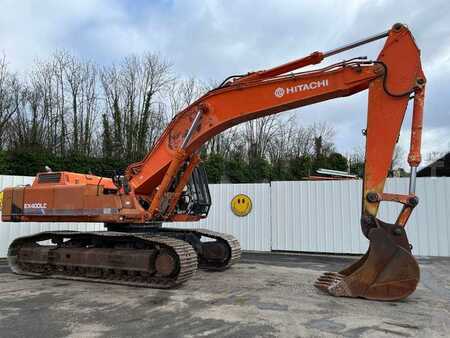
[1,0,449,167]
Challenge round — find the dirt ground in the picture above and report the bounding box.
[0,253,449,338]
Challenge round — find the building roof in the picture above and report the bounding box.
[417,152,450,177]
[303,168,358,181]
[316,168,358,178]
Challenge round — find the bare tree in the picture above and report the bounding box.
[205,126,242,158]
[167,77,205,118]
[101,64,122,157]
[9,58,56,150]
[310,122,336,158]
[53,51,68,154]
[64,53,84,153]
[0,56,20,149]
[243,115,280,161]
[291,124,314,158]
[101,53,172,160]
[267,114,297,163]
[64,54,98,154]
[79,61,98,154]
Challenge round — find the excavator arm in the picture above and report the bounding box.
[1,23,426,301]
[127,23,424,226]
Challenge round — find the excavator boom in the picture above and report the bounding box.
[1,23,425,301]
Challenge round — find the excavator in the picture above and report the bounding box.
[1,23,425,301]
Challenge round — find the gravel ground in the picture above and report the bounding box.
[0,253,449,338]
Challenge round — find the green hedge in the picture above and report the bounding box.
[0,149,356,182]
[0,149,128,178]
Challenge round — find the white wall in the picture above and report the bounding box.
[1,175,449,257]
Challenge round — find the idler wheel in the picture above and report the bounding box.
[155,252,177,277]
[202,241,229,261]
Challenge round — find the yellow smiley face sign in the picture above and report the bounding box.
[231,194,252,217]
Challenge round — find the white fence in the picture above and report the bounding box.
[170,183,272,252]
[1,175,449,257]
[271,178,450,257]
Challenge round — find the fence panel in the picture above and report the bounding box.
[271,180,366,254]
[168,183,272,252]
[271,178,450,256]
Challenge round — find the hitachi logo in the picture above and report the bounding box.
[24,202,48,209]
[274,79,329,98]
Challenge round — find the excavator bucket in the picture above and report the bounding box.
[314,218,419,301]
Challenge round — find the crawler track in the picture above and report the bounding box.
[8,231,198,288]
[155,228,241,270]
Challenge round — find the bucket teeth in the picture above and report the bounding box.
[314,273,352,297]
[316,275,343,283]
[321,272,344,278]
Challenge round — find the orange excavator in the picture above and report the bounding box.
[2,23,425,301]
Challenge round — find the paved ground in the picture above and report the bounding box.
[0,253,449,338]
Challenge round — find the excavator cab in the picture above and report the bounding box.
[181,166,211,217]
